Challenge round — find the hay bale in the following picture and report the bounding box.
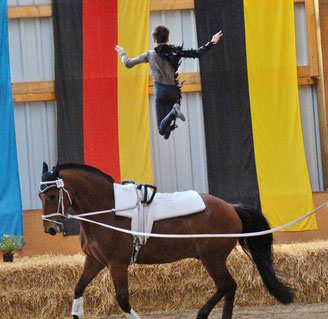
[1,241,328,318]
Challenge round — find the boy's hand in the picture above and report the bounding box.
[115,45,126,56]
[211,31,223,44]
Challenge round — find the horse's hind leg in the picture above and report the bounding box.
[196,260,237,319]
[72,255,104,319]
[110,262,141,319]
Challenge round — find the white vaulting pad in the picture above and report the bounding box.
[114,183,206,244]
[114,183,139,218]
[113,183,205,221]
[151,191,205,221]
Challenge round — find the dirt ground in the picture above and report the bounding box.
[108,303,328,318]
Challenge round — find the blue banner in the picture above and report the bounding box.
[0,1,23,238]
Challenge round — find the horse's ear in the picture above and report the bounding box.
[52,162,60,178]
[42,162,48,175]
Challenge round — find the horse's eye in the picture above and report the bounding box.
[49,194,56,200]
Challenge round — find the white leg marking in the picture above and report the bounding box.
[125,308,141,319]
[71,296,84,318]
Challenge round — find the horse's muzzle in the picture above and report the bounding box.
[45,224,62,236]
[45,227,57,236]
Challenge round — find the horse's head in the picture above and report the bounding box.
[39,162,72,236]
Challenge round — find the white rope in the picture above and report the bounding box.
[43,205,137,220]
[73,205,138,217]
[42,217,63,225]
[67,202,328,238]
[41,178,328,238]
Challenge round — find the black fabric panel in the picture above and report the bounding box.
[53,0,84,164]
[194,0,261,209]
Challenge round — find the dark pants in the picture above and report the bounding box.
[154,81,179,136]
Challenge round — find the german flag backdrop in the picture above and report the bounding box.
[53,0,152,184]
[195,0,316,230]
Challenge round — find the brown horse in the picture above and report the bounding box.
[39,162,294,319]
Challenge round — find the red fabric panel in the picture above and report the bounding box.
[83,0,121,181]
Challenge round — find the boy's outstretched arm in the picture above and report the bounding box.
[180,30,223,58]
[115,45,149,68]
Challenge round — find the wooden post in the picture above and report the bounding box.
[314,0,328,189]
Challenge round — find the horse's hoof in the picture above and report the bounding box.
[73,316,80,319]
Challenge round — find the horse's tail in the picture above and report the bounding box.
[233,204,294,304]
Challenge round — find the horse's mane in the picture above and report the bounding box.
[59,163,114,183]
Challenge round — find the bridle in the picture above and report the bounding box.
[39,178,139,227]
[39,179,73,226]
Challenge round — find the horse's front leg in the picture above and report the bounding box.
[72,255,104,319]
[110,262,141,319]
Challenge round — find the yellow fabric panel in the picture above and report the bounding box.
[244,0,316,230]
[117,0,152,184]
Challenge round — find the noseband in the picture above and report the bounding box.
[39,179,72,225]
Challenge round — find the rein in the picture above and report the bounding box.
[40,179,328,238]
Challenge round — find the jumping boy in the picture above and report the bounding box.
[115,25,223,140]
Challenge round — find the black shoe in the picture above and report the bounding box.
[173,103,185,121]
[163,121,178,140]
[164,130,171,140]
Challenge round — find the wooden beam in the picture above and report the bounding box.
[150,0,194,11]
[13,93,55,103]
[8,5,52,19]
[294,66,316,84]
[298,76,317,85]
[12,81,54,95]
[8,1,195,17]
[297,65,312,77]
[12,81,55,103]
[6,0,311,19]
[12,69,314,102]
[150,0,303,11]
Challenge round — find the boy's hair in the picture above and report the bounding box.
[152,25,170,44]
